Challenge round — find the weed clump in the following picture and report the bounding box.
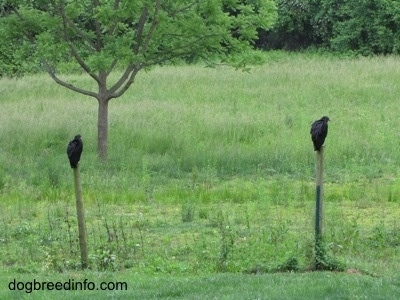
[181,202,195,223]
[314,237,345,272]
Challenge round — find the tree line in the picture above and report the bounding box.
[257,0,400,55]
[2,0,400,79]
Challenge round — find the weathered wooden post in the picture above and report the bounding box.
[314,146,324,270]
[315,146,324,239]
[73,164,89,269]
[310,116,330,270]
[67,135,88,269]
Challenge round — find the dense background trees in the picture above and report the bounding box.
[257,0,400,54]
[2,0,400,80]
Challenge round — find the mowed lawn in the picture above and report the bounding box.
[1,53,400,298]
[1,271,400,299]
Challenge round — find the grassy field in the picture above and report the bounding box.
[1,52,400,298]
[1,271,400,299]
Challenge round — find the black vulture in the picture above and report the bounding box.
[67,134,83,168]
[310,116,330,151]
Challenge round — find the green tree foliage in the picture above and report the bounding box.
[0,3,40,76]
[257,0,319,49]
[326,0,400,54]
[258,0,400,55]
[0,0,277,159]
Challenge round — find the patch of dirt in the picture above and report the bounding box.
[346,268,363,275]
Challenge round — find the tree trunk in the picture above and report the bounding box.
[98,98,109,161]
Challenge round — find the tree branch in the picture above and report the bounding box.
[92,0,103,50]
[107,2,158,98]
[58,0,100,84]
[63,14,97,51]
[107,0,121,36]
[43,61,98,99]
[161,1,199,17]
[12,7,36,44]
[113,0,121,12]
[143,33,220,67]
[107,64,136,96]
[109,67,141,99]
[69,41,100,81]
[133,5,149,55]
[140,0,160,54]
[103,1,160,96]
[52,0,96,51]
[105,59,119,76]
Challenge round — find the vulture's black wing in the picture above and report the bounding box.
[310,119,328,151]
[67,135,83,168]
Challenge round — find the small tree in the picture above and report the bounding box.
[1,0,277,160]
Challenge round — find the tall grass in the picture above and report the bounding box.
[0,190,399,276]
[1,54,400,198]
[1,53,400,279]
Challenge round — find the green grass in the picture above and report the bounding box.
[1,271,400,299]
[1,52,400,298]
[2,53,400,189]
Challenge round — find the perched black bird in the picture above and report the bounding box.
[310,116,330,151]
[67,135,83,168]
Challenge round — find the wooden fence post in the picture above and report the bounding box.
[315,146,324,270]
[73,165,89,269]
